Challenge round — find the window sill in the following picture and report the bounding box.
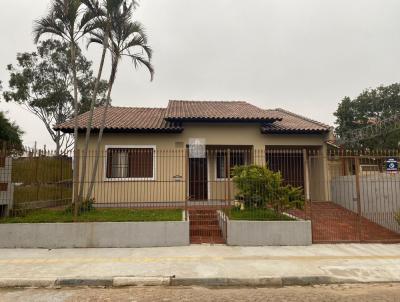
[104,177,156,182]
[215,178,232,181]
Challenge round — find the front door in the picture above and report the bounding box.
[189,158,208,200]
[265,148,305,188]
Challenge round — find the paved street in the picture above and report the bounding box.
[1,283,400,301]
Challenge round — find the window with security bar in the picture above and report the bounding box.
[106,147,155,180]
[216,150,247,179]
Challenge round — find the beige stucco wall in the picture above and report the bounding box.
[76,123,329,204]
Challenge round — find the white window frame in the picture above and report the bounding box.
[104,145,157,181]
[215,150,247,181]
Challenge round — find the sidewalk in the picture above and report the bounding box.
[0,244,399,287]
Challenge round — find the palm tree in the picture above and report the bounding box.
[85,2,154,200]
[77,0,138,203]
[33,0,97,216]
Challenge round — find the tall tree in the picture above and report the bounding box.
[76,0,138,203]
[85,0,154,200]
[33,0,97,215]
[3,39,108,154]
[334,83,400,149]
[0,111,24,152]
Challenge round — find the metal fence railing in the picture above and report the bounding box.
[0,146,399,244]
[309,150,400,243]
[0,148,73,217]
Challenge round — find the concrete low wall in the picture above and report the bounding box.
[226,219,312,246]
[0,221,189,248]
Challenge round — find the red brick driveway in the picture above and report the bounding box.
[289,202,400,243]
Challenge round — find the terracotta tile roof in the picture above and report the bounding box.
[54,107,183,133]
[165,100,280,121]
[261,108,331,134]
[54,101,331,135]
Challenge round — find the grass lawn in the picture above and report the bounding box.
[228,207,295,221]
[1,208,183,223]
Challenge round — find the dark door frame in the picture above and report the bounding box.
[188,157,208,201]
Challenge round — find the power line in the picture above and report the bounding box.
[337,112,400,145]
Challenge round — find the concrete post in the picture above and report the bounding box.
[73,149,80,221]
[354,156,362,242]
[227,149,231,203]
[303,148,310,201]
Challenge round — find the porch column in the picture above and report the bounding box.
[254,145,266,166]
[321,144,330,201]
[303,148,310,201]
[227,148,231,202]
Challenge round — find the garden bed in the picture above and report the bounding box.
[220,209,312,246]
[228,207,295,221]
[1,208,183,223]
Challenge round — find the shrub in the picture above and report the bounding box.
[396,210,400,226]
[232,165,304,212]
[65,198,95,214]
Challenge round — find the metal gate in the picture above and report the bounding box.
[308,151,400,243]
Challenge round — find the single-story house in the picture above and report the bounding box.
[55,100,333,205]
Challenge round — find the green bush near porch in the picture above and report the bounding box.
[232,165,304,212]
[228,207,295,221]
[0,208,183,223]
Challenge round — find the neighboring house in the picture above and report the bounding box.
[55,100,333,205]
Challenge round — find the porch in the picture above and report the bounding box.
[187,145,321,202]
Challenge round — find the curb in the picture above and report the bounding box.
[113,277,170,287]
[170,277,283,287]
[0,278,56,288]
[170,276,364,287]
[0,276,172,289]
[0,275,394,289]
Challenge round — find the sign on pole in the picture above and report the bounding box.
[386,158,398,174]
[189,138,206,158]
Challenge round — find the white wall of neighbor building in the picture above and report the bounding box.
[330,174,400,233]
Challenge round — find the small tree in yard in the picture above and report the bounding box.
[3,40,108,154]
[396,211,400,226]
[232,165,304,212]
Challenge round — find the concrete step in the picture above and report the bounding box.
[189,213,218,218]
[190,229,222,237]
[190,220,219,226]
[190,236,225,244]
[188,210,226,244]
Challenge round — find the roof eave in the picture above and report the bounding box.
[54,127,184,134]
[261,129,330,134]
[165,117,282,123]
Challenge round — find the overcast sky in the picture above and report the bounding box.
[1,0,400,149]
